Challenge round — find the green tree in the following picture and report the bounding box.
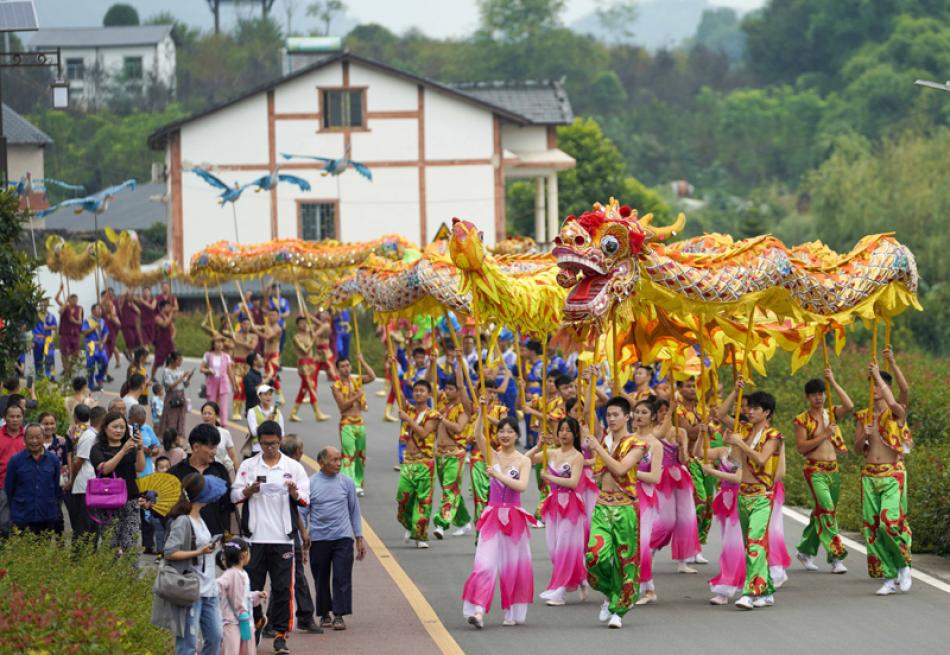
[0,190,43,378]
[306,0,347,36]
[478,0,566,42]
[103,3,140,26]
[691,7,746,62]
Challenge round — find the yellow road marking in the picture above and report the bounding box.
[301,453,464,655]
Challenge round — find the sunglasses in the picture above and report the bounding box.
[259,441,281,448]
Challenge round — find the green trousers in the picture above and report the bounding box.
[470,460,490,525]
[434,454,471,529]
[396,460,434,541]
[797,463,846,562]
[534,462,550,521]
[738,493,774,597]
[586,503,639,617]
[340,423,366,488]
[688,458,714,545]
[862,470,912,579]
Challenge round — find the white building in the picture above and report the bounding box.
[3,103,52,212]
[146,52,575,265]
[29,25,176,108]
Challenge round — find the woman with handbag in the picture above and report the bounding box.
[153,472,226,655]
[159,351,194,443]
[88,411,144,553]
[201,337,233,428]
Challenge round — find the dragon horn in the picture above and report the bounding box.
[639,213,655,227]
[648,212,686,241]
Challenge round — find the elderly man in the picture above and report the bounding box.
[4,423,61,533]
[307,446,365,631]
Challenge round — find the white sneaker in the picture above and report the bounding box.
[356,487,365,497]
[677,561,698,574]
[416,541,429,549]
[545,598,566,606]
[709,594,729,605]
[608,614,622,629]
[898,567,912,592]
[752,595,775,608]
[598,600,611,622]
[533,520,545,529]
[692,552,709,565]
[735,595,754,610]
[579,581,590,602]
[772,569,788,589]
[468,613,484,629]
[797,552,819,571]
[876,579,897,596]
[403,530,411,544]
[830,559,848,574]
[452,523,472,537]
[433,526,444,540]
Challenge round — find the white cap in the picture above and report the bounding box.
[257,384,275,395]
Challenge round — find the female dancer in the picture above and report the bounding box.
[462,409,535,629]
[533,416,588,606]
[201,336,233,427]
[633,398,668,605]
[768,441,790,589]
[700,427,745,604]
[650,397,701,574]
[565,394,600,519]
[137,287,157,352]
[152,300,176,380]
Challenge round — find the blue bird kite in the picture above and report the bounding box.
[280,145,373,181]
[36,179,136,218]
[190,167,311,204]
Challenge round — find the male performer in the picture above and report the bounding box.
[396,380,439,548]
[266,283,291,355]
[724,389,783,610]
[676,377,712,564]
[794,368,854,573]
[330,355,375,494]
[585,396,662,629]
[290,316,330,422]
[229,315,259,420]
[855,363,912,596]
[622,364,655,405]
[80,304,109,391]
[252,308,284,404]
[432,362,472,539]
[32,301,58,380]
[401,347,430,401]
[468,379,508,524]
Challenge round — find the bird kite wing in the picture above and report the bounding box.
[276,173,312,192]
[280,153,334,164]
[352,161,373,182]
[190,167,231,191]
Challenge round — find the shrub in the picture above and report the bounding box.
[0,532,171,654]
[26,377,70,435]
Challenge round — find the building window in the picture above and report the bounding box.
[321,89,364,129]
[66,58,84,81]
[299,202,336,241]
[123,56,143,79]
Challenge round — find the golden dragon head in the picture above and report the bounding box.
[553,198,685,322]
[448,217,486,272]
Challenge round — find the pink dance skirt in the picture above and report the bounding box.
[708,484,744,598]
[540,488,589,596]
[650,464,701,560]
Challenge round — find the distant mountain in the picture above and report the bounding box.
[570,0,735,52]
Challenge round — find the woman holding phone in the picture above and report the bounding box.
[159,351,194,444]
[89,411,145,554]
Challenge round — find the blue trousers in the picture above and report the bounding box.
[86,350,108,387]
[338,334,351,361]
[176,595,223,655]
[33,345,55,379]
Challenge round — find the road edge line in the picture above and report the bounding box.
[300,454,464,655]
[782,506,950,594]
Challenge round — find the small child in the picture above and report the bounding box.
[151,382,164,423]
[217,537,266,655]
[142,455,172,555]
[161,428,186,468]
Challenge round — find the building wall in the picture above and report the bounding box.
[62,39,176,106]
[8,145,45,180]
[171,59,504,264]
[501,124,549,154]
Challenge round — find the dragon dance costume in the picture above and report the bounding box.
[82,317,109,388]
[650,438,701,560]
[708,454,744,598]
[396,406,437,541]
[794,408,849,563]
[855,408,913,581]
[462,462,536,624]
[433,400,471,532]
[737,423,784,598]
[678,404,718,545]
[32,312,58,379]
[539,459,589,604]
[586,435,644,618]
[333,375,367,488]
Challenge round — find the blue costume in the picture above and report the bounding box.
[82,317,109,388]
[32,312,58,379]
[335,309,352,361]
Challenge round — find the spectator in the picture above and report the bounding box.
[123,374,147,416]
[263,435,322,636]
[201,337,233,428]
[307,446,365,631]
[242,353,265,413]
[216,537,266,655]
[68,405,105,539]
[200,401,238,478]
[231,420,310,655]
[145,455,172,554]
[39,412,70,534]
[162,428,186,469]
[159,351,194,442]
[0,386,37,424]
[153,472,225,655]
[151,382,164,424]
[131,404,162,553]
[4,423,61,534]
[126,347,149,402]
[246,385,283,456]
[89,411,145,554]
[0,402,26,537]
[170,423,234,539]
[65,376,93,417]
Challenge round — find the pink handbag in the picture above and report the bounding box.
[86,473,128,511]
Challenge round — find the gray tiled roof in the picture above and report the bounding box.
[451,80,574,125]
[2,104,52,145]
[42,182,166,231]
[29,24,173,49]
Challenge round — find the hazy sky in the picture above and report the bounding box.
[341,1,766,38]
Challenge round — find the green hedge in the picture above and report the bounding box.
[0,532,172,654]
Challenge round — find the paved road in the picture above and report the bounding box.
[98,357,950,654]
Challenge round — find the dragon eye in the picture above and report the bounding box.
[600,235,619,255]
